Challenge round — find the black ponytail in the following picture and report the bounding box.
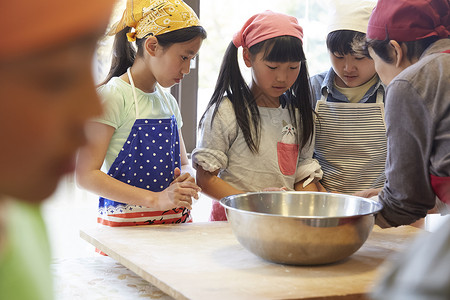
[289,55,315,149]
[200,42,260,153]
[100,27,142,86]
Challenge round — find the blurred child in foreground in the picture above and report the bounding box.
[0,1,114,299]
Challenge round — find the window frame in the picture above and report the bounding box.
[170,0,200,154]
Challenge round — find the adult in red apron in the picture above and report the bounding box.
[98,68,190,226]
[364,1,450,299]
[314,89,386,194]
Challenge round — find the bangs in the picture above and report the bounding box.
[250,35,304,62]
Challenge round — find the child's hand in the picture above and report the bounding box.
[262,187,289,192]
[172,167,196,184]
[353,188,381,198]
[157,180,201,210]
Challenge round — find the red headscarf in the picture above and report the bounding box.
[233,10,303,48]
[367,0,450,42]
[0,0,115,60]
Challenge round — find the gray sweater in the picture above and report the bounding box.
[377,38,450,227]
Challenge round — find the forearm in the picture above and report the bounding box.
[74,121,158,206]
[178,131,196,179]
[353,187,382,198]
[377,185,434,227]
[181,163,196,178]
[195,167,244,200]
[294,179,320,191]
[76,169,157,207]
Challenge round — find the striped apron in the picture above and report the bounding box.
[97,68,191,226]
[314,90,386,194]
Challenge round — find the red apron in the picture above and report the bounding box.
[430,175,450,204]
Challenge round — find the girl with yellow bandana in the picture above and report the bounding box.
[76,0,206,227]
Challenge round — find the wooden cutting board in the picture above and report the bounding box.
[80,222,421,300]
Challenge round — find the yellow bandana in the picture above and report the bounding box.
[109,0,200,42]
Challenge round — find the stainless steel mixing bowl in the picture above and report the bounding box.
[220,191,383,265]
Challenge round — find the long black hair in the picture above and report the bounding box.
[200,35,315,153]
[100,26,207,85]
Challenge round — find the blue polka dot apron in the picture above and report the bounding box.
[98,68,191,226]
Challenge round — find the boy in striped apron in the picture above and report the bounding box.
[310,0,386,194]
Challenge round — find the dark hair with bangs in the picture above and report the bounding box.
[251,35,304,62]
[327,30,367,56]
[365,36,439,64]
[100,26,207,85]
[199,35,315,153]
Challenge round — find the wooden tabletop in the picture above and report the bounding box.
[80,222,421,300]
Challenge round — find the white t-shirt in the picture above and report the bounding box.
[192,98,322,191]
[96,77,183,170]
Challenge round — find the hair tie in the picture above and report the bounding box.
[126,31,137,42]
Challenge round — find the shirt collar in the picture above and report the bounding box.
[420,38,450,59]
[320,68,385,103]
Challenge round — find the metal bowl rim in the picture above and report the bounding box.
[219,191,383,219]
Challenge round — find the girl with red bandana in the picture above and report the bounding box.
[192,11,324,221]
